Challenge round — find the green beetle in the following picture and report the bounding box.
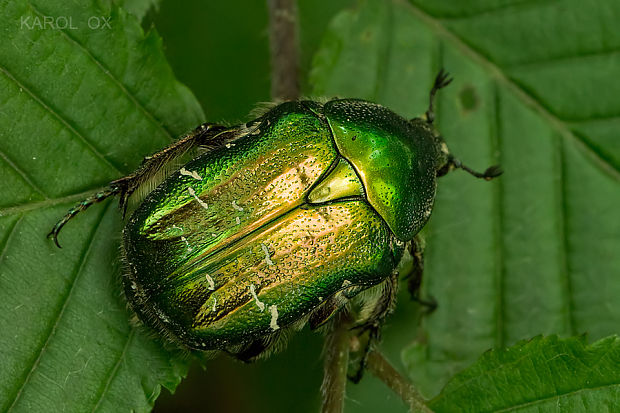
[49,71,500,361]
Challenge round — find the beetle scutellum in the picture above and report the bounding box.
[49,70,501,363]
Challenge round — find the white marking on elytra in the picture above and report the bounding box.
[261,243,274,266]
[211,233,218,237]
[212,297,217,312]
[231,200,244,212]
[341,280,352,288]
[235,216,241,225]
[188,187,209,210]
[180,167,203,180]
[225,143,236,148]
[180,236,193,252]
[249,284,265,311]
[205,274,215,290]
[269,305,280,331]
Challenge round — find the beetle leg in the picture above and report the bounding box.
[437,155,503,181]
[47,186,122,248]
[114,123,230,214]
[420,70,504,181]
[425,69,453,124]
[347,272,399,383]
[48,123,229,248]
[402,236,437,313]
[347,327,374,384]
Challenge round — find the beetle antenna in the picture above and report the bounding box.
[449,156,503,180]
[425,69,453,124]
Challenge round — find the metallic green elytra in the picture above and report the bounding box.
[49,71,501,360]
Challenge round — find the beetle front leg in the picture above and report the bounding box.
[437,155,503,181]
[424,69,453,125]
[48,122,229,247]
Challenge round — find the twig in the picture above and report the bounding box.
[320,315,352,413]
[366,350,433,413]
[267,0,300,100]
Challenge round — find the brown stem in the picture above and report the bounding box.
[320,315,352,413]
[366,350,433,413]
[267,0,300,100]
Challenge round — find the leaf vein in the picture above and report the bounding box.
[5,204,110,412]
[558,136,576,335]
[419,0,556,21]
[90,329,136,413]
[0,63,121,175]
[0,214,23,266]
[0,186,109,217]
[507,48,620,70]
[492,82,506,348]
[0,148,48,199]
[431,350,539,404]
[493,382,620,412]
[26,1,175,142]
[567,115,620,124]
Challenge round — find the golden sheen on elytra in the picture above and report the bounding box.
[121,100,440,355]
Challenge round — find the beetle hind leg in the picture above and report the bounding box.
[112,122,230,214]
[48,122,229,248]
[47,186,122,248]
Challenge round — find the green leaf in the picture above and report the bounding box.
[4,0,620,411]
[311,0,620,400]
[119,0,160,21]
[429,335,620,412]
[0,0,203,412]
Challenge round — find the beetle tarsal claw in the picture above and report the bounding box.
[482,165,504,180]
[434,68,453,90]
[425,68,454,124]
[47,227,62,248]
[450,158,503,180]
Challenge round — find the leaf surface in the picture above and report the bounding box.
[0,1,203,412]
[310,0,620,399]
[430,335,620,412]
